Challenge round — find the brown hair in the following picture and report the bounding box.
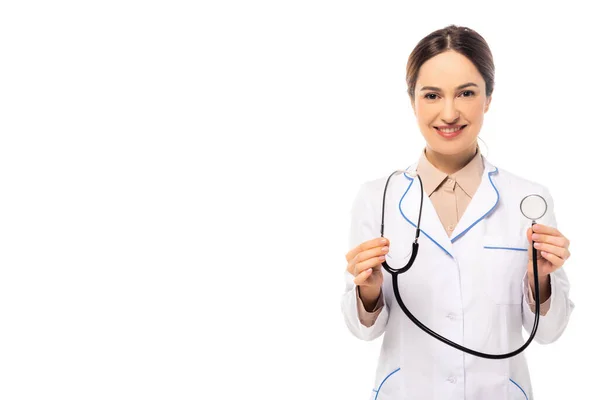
[406,25,495,102]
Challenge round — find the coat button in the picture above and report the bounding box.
[447,376,457,384]
[446,313,456,320]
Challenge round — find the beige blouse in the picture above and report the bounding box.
[357,147,550,327]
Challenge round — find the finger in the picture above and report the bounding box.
[533,242,570,260]
[346,247,387,275]
[540,250,566,268]
[532,223,563,237]
[354,256,385,276]
[346,237,389,262]
[354,245,389,265]
[527,228,537,259]
[353,268,373,285]
[531,232,570,248]
[528,244,544,261]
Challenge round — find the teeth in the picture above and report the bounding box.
[438,126,463,133]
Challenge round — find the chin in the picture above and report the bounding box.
[427,138,475,155]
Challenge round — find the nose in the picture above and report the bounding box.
[441,98,460,123]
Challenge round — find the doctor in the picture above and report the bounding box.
[341,25,574,400]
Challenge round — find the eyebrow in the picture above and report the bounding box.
[419,82,479,92]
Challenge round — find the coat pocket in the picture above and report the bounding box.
[482,235,529,305]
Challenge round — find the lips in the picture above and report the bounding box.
[434,125,467,139]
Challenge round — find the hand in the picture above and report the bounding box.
[526,223,571,279]
[345,237,389,305]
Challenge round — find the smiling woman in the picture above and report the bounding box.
[407,27,494,172]
[342,25,574,400]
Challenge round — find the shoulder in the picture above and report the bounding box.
[487,162,558,226]
[351,170,415,220]
[357,170,413,199]
[489,164,554,214]
[491,165,551,195]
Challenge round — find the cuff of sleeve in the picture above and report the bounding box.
[356,286,384,328]
[523,272,552,316]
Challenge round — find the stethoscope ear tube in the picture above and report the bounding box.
[381,169,541,359]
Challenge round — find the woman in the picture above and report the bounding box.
[341,25,574,400]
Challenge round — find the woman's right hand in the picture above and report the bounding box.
[345,237,390,307]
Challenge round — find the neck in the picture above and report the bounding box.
[425,144,478,175]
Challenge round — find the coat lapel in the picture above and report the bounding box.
[450,156,499,242]
[397,155,500,258]
[398,161,454,258]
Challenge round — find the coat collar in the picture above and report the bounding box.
[416,147,484,197]
[399,153,499,258]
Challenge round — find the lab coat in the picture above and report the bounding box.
[341,155,574,400]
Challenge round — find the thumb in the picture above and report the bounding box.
[526,227,533,260]
[526,226,542,261]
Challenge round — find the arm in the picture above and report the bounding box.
[521,187,575,344]
[341,182,389,340]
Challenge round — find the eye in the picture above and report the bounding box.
[460,90,475,97]
[424,93,438,100]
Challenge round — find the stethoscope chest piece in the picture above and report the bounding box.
[520,194,547,222]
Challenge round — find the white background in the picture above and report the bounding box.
[0,1,597,399]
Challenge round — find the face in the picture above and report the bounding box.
[411,50,492,157]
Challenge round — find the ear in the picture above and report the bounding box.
[410,97,416,116]
[484,95,492,113]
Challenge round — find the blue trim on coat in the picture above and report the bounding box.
[371,370,527,399]
[483,246,527,251]
[450,166,499,243]
[399,173,452,258]
[372,368,401,399]
[509,378,529,399]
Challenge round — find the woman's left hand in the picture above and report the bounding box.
[526,223,571,278]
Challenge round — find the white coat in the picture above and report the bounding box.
[341,154,574,400]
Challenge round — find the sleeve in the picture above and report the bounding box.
[356,286,384,327]
[341,182,390,341]
[521,186,575,344]
[525,279,551,316]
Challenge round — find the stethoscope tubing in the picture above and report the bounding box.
[380,170,540,359]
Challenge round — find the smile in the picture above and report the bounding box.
[434,125,467,138]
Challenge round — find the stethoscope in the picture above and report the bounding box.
[380,169,548,360]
